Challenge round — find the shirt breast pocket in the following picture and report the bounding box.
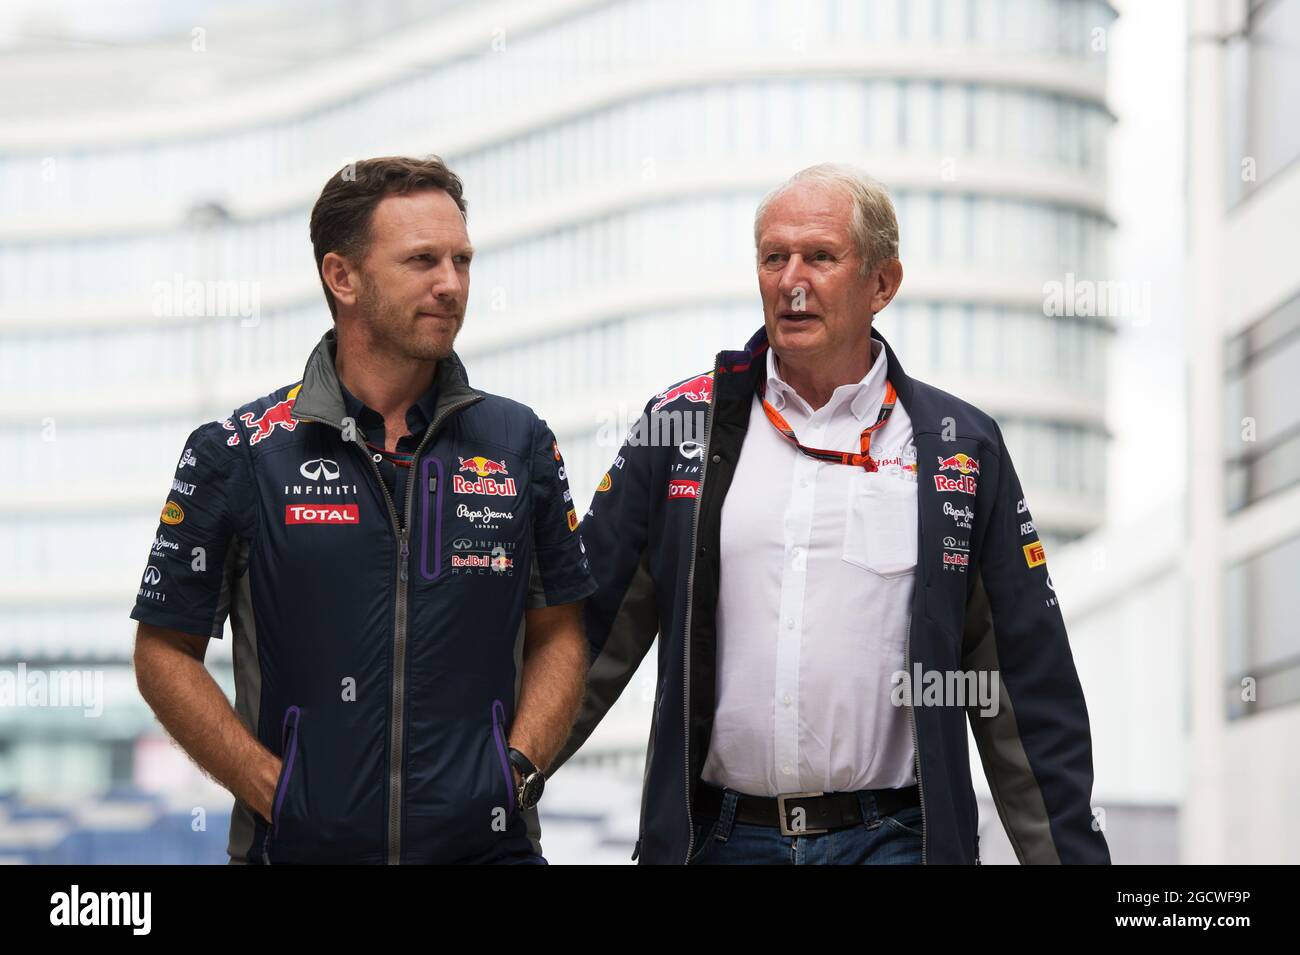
[841,472,918,578]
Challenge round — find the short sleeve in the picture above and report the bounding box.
[129,418,249,639]
[525,416,597,608]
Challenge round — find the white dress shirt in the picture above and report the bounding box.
[701,338,919,796]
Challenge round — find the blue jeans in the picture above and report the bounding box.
[687,789,923,865]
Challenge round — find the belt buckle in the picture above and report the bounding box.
[777,791,827,836]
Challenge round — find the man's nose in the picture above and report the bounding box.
[777,255,812,300]
[429,258,465,298]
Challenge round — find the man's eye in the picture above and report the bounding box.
[813,251,832,261]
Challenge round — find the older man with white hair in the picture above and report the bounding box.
[555,164,1109,866]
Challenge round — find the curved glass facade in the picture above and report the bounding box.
[0,0,1114,671]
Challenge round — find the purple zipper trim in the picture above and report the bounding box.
[271,705,301,835]
[491,699,516,815]
[420,456,444,580]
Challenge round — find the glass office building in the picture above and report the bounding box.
[0,0,1117,850]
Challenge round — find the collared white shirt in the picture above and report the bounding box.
[701,339,919,797]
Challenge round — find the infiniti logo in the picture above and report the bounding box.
[142,566,162,585]
[300,458,340,481]
[452,538,474,550]
[679,440,705,460]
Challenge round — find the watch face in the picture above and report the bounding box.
[518,772,545,810]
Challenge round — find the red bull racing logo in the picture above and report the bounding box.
[651,373,713,413]
[934,452,979,495]
[240,384,302,446]
[454,456,517,496]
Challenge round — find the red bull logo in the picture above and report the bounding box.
[936,452,980,475]
[240,384,302,446]
[458,455,510,478]
[454,456,516,496]
[933,474,978,495]
[651,373,713,413]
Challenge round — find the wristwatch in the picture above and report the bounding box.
[508,747,545,810]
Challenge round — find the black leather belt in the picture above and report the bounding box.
[696,782,920,836]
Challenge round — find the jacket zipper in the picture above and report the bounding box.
[295,394,482,865]
[679,355,721,864]
[902,614,928,864]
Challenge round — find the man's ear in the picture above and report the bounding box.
[871,257,904,312]
[322,251,361,310]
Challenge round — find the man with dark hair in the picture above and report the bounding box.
[132,155,595,864]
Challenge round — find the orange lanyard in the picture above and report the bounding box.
[757,379,898,472]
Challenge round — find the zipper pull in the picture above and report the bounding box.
[400,535,409,582]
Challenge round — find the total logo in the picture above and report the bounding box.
[667,479,700,501]
[285,503,359,525]
[651,373,713,413]
[177,447,198,470]
[454,456,517,496]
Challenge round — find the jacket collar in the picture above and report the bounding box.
[291,327,483,430]
[718,324,916,414]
